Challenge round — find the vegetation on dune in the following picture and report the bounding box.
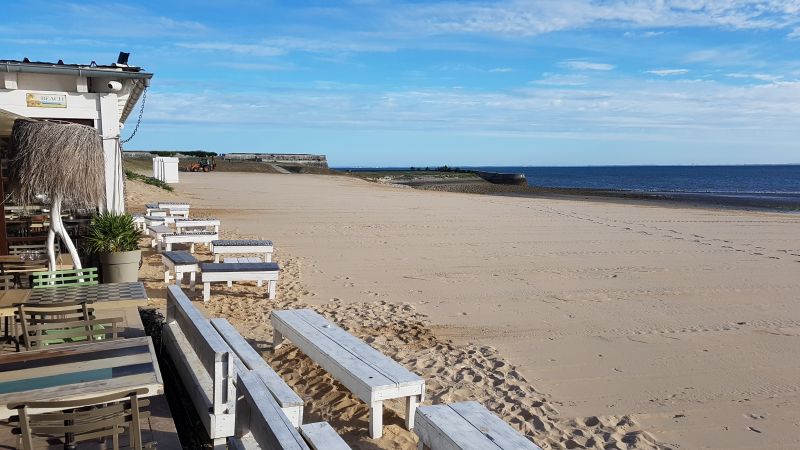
[125,169,174,191]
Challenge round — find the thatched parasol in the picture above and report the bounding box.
[7,119,105,270]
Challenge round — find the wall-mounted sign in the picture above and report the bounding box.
[26,92,67,108]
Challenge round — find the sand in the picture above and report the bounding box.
[127,172,800,449]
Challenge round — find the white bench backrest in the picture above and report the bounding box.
[166,285,235,415]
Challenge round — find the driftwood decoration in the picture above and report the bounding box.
[7,119,105,270]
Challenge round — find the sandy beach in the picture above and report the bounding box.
[128,171,800,449]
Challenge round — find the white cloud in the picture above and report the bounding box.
[396,1,800,37]
[624,30,665,38]
[176,42,285,57]
[560,60,615,71]
[789,27,800,38]
[531,73,589,86]
[211,62,297,71]
[143,77,800,147]
[647,69,690,76]
[726,72,783,82]
[490,67,513,73]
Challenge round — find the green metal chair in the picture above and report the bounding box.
[31,267,98,288]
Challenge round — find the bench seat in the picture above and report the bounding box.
[162,251,199,292]
[200,262,280,302]
[415,401,542,450]
[148,225,172,249]
[176,218,221,233]
[212,240,274,263]
[272,309,424,439]
[161,231,219,252]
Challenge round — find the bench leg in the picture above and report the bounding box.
[203,282,210,302]
[166,243,172,252]
[214,254,220,263]
[272,329,283,351]
[163,267,170,284]
[369,401,383,439]
[268,280,277,299]
[406,395,420,430]
[256,279,263,287]
[227,280,233,287]
[211,437,226,450]
[190,243,195,253]
[189,271,196,292]
[266,252,272,263]
[176,271,183,288]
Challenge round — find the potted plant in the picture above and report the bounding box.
[86,212,142,283]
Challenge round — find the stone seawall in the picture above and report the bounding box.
[223,153,328,168]
[124,151,328,169]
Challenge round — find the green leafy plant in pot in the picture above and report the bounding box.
[86,212,142,283]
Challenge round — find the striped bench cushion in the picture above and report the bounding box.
[200,263,280,273]
[211,239,273,247]
[163,251,198,265]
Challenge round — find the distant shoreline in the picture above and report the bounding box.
[339,170,800,212]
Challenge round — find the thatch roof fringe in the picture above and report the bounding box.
[8,119,105,208]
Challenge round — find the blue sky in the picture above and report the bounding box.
[2,1,799,167]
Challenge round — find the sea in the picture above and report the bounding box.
[339,165,800,210]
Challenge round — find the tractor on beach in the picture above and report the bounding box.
[185,156,216,172]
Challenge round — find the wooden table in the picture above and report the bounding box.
[0,336,163,419]
[0,282,148,318]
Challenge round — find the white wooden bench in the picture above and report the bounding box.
[212,239,273,263]
[148,202,190,218]
[145,215,182,227]
[162,250,199,292]
[163,285,236,449]
[133,214,146,231]
[162,231,219,252]
[228,370,350,450]
[176,218,221,234]
[148,224,172,248]
[414,401,542,450]
[210,318,304,427]
[272,309,425,439]
[200,262,280,302]
[146,208,169,217]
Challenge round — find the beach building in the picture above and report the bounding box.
[0,53,151,253]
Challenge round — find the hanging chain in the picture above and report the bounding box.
[120,81,147,145]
